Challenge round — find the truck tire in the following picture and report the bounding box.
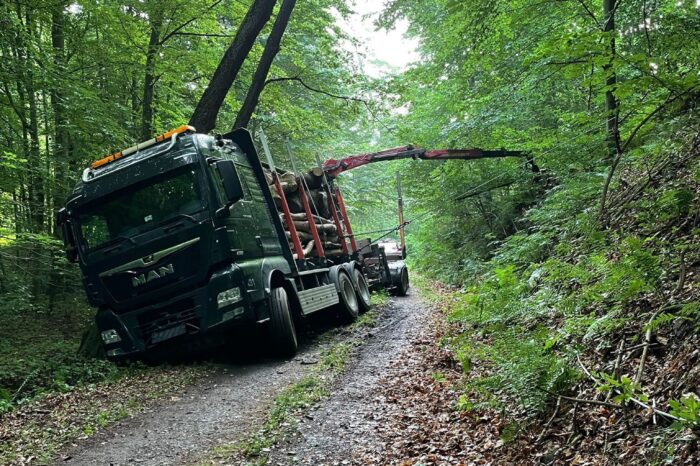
[394,267,409,296]
[336,269,359,323]
[269,286,298,357]
[352,268,371,314]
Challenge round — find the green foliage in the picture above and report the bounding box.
[679,303,700,332]
[448,267,580,413]
[0,236,120,413]
[636,188,695,227]
[492,231,553,268]
[451,265,529,326]
[430,149,692,420]
[669,394,700,430]
[597,373,648,405]
[500,422,521,443]
[0,387,12,415]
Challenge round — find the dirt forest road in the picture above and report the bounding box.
[264,288,430,465]
[55,290,429,466]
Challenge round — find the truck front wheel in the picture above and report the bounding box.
[269,286,298,357]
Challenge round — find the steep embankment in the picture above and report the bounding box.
[359,136,700,465]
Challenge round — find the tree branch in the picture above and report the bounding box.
[545,59,590,66]
[558,394,623,409]
[575,0,600,27]
[1,83,28,129]
[599,88,694,219]
[621,87,694,153]
[456,180,515,201]
[264,76,369,105]
[159,0,224,45]
[576,355,681,422]
[170,31,234,38]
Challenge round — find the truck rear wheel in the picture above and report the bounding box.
[352,268,371,314]
[394,267,409,296]
[336,269,359,323]
[269,286,298,357]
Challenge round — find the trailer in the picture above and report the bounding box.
[56,127,403,359]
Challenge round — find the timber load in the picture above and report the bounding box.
[264,167,346,258]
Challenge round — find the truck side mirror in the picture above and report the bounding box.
[56,208,78,263]
[215,159,244,204]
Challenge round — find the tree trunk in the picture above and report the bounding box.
[233,0,296,129]
[189,0,277,133]
[597,0,623,221]
[24,8,44,232]
[603,0,619,163]
[51,2,70,206]
[142,11,163,140]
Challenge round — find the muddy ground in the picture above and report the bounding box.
[54,291,428,466]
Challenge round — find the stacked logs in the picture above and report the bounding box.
[265,168,345,258]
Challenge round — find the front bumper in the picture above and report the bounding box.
[97,264,252,358]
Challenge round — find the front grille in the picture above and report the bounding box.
[137,298,199,346]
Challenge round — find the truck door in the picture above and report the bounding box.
[234,161,282,257]
[211,148,280,259]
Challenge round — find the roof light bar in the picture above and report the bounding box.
[90,125,196,169]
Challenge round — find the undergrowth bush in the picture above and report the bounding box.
[449,265,578,413]
[0,237,119,415]
[429,150,694,420]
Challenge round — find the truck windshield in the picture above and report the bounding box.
[77,166,204,249]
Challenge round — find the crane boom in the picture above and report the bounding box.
[322,145,528,177]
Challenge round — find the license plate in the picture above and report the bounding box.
[151,323,186,344]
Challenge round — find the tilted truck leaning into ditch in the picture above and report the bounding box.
[56,126,408,360]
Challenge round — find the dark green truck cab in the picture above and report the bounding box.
[57,128,370,360]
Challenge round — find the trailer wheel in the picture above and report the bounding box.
[352,268,371,314]
[394,267,409,296]
[269,286,298,357]
[336,269,359,323]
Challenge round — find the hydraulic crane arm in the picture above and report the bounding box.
[322,145,530,177]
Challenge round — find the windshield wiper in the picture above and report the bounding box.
[153,212,199,229]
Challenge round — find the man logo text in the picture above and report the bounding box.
[132,264,174,287]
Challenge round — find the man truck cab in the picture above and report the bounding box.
[57,126,372,359]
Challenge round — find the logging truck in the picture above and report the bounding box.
[56,126,409,359]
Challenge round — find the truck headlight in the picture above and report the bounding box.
[217,287,242,309]
[101,329,121,344]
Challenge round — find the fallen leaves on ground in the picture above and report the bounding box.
[0,364,212,465]
[354,284,700,466]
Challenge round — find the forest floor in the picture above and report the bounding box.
[6,280,694,465]
[4,286,471,466]
[0,291,419,466]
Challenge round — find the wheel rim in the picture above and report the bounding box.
[341,275,358,312]
[355,271,370,304]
